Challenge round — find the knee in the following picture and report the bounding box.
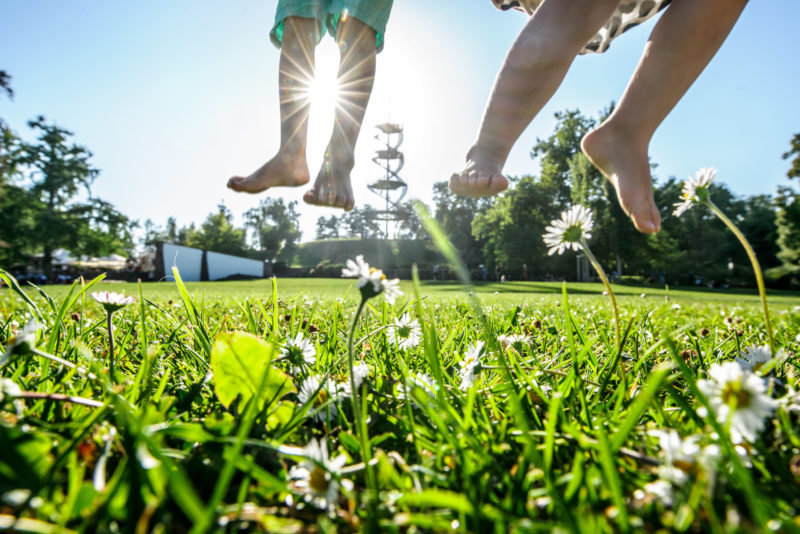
[505,31,564,73]
[336,17,377,54]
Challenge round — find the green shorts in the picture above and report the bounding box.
[271,0,394,53]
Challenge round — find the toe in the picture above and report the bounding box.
[227,176,245,190]
[488,174,509,195]
[303,188,320,205]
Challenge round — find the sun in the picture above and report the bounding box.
[306,63,341,112]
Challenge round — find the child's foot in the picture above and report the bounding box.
[581,124,661,234]
[449,146,509,198]
[227,148,310,193]
[303,153,355,211]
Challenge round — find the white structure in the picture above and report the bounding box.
[207,251,263,281]
[161,243,203,281]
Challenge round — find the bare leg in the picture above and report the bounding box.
[303,17,377,210]
[582,0,748,233]
[228,17,317,193]
[450,0,619,198]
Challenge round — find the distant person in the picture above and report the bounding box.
[449,0,747,234]
[522,263,529,281]
[228,0,394,211]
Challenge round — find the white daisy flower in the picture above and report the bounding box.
[90,291,136,313]
[673,167,716,217]
[386,314,422,350]
[341,255,370,281]
[735,344,781,372]
[697,362,778,443]
[542,205,594,256]
[1,320,41,365]
[779,387,800,414]
[649,430,704,485]
[399,372,438,403]
[288,439,351,514]
[0,378,25,416]
[298,376,340,422]
[459,341,484,391]
[281,333,316,367]
[342,255,402,304]
[341,362,370,397]
[643,479,674,507]
[497,333,529,351]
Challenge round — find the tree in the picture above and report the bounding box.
[773,134,800,286]
[315,215,340,240]
[187,202,248,257]
[244,198,301,260]
[0,70,17,184]
[433,181,492,268]
[11,117,132,276]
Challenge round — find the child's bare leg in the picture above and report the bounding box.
[303,17,377,210]
[450,0,619,198]
[582,0,748,233]
[228,16,316,193]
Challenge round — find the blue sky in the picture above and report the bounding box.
[2,1,799,242]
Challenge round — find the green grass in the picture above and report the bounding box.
[1,272,800,532]
[24,277,800,307]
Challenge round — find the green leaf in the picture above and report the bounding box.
[210,332,295,409]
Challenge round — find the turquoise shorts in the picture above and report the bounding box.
[271,0,394,53]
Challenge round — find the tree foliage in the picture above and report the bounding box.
[3,117,132,274]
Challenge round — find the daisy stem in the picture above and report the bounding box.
[580,238,626,383]
[107,312,115,384]
[580,239,621,350]
[706,200,775,355]
[346,299,377,496]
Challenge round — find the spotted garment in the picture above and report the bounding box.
[492,0,672,54]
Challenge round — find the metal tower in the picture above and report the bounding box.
[368,123,409,238]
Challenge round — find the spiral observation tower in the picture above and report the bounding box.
[368,123,411,238]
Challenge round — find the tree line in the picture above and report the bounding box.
[2,66,798,287]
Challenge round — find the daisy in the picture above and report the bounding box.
[0,377,24,416]
[281,333,316,367]
[1,320,40,364]
[90,291,136,313]
[673,167,716,217]
[459,341,485,391]
[288,439,351,514]
[542,205,594,256]
[779,387,800,414]
[386,314,422,350]
[399,372,438,403]
[649,430,704,485]
[298,376,340,422]
[642,480,674,507]
[342,255,402,304]
[341,362,370,397]
[735,344,780,372]
[697,361,778,443]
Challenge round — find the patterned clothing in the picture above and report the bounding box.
[272,0,394,53]
[492,0,672,54]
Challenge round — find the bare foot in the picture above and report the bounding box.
[227,148,310,193]
[449,146,509,198]
[303,153,355,211]
[581,124,661,234]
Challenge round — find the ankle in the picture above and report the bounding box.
[593,118,649,149]
[467,142,507,165]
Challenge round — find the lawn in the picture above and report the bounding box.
[1,270,799,532]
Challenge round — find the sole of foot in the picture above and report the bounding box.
[581,126,661,234]
[302,159,355,211]
[227,151,310,194]
[448,151,509,198]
